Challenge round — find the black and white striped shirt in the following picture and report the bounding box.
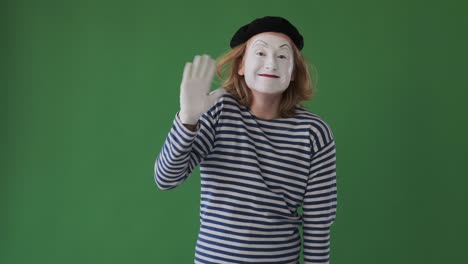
[154,93,337,264]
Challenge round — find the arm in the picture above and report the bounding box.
[153,54,226,190]
[303,134,337,263]
[154,107,221,190]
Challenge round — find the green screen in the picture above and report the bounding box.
[2,0,467,263]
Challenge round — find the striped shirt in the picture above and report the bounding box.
[154,93,337,264]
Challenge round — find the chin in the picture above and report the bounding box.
[252,88,286,95]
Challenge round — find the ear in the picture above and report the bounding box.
[238,60,245,76]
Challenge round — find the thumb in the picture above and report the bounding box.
[207,88,227,105]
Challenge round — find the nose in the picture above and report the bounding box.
[264,55,278,71]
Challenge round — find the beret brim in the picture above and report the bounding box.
[230,16,304,50]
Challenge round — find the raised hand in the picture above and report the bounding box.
[179,54,226,125]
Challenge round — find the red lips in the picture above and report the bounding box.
[258,74,280,78]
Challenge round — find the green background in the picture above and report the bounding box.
[2,0,467,263]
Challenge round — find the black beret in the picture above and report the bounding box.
[230,16,304,50]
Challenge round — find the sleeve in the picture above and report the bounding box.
[153,98,223,190]
[302,124,337,264]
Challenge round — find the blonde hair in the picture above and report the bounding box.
[215,41,315,118]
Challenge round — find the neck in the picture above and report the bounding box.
[249,90,282,120]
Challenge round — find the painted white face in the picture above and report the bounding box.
[239,33,294,94]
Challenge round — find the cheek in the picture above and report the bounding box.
[287,59,294,75]
[244,58,259,75]
[280,61,294,77]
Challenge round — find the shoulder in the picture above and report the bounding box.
[295,107,335,149]
[205,88,241,120]
[219,90,241,107]
[210,88,244,113]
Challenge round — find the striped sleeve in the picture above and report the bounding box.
[154,100,223,190]
[303,124,337,263]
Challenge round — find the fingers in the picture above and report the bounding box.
[205,57,216,84]
[192,55,201,78]
[189,54,215,78]
[182,54,216,96]
[183,54,212,81]
[198,55,209,79]
[182,62,192,82]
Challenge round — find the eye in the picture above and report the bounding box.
[278,55,287,59]
[255,51,265,56]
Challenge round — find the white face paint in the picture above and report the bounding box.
[240,33,294,94]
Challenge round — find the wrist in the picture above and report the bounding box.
[183,123,198,132]
[178,110,199,125]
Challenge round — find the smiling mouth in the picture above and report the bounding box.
[258,74,280,78]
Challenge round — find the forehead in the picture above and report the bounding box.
[247,32,293,48]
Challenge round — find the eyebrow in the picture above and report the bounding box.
[252,40,291,49]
